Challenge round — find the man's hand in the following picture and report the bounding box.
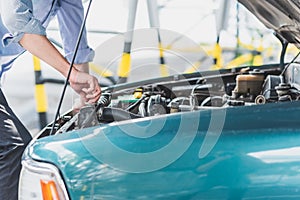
[70,69,101,104]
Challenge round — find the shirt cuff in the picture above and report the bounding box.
[65,47,95,64]
[2,17,46,47]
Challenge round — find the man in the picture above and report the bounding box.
[0,0,101,199]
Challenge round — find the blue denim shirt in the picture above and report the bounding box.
[0,0,94,77]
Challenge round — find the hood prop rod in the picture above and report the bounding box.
[279,40,288,70]
[275,33,288,70]
[50,0,93,135]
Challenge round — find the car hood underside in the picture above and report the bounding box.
[238,0,300,46]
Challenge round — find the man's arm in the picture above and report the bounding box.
[1,0,100,103]
[19,33,101,104]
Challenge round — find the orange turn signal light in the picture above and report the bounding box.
[40,180,60,200]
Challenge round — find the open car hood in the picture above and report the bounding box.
[238,0,300,46]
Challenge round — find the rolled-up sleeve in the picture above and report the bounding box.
[0,0,46,46]
[56,0,94,64]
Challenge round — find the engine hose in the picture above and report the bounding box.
[99,107,142,122]
[95,93,111,112]
[126,95,145,112]
[79,93,111,129]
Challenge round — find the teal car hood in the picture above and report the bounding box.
[24,101,300,199]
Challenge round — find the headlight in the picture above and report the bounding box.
[19,159,69,200]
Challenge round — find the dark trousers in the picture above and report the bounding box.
[0,89,32,200]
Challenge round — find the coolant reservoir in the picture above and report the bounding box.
[233,69,264,97]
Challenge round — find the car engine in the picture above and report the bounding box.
[40,62,300,136]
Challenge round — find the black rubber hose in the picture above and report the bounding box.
[100,107,142,122]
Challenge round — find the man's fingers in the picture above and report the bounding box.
[70,73,101,105]
[86,92,100,99]
[82,80,98,94]
[87,95,101,104]
[86,89,101,102]
[79,92,88,102]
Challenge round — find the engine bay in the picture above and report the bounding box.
[40,62,300,137]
